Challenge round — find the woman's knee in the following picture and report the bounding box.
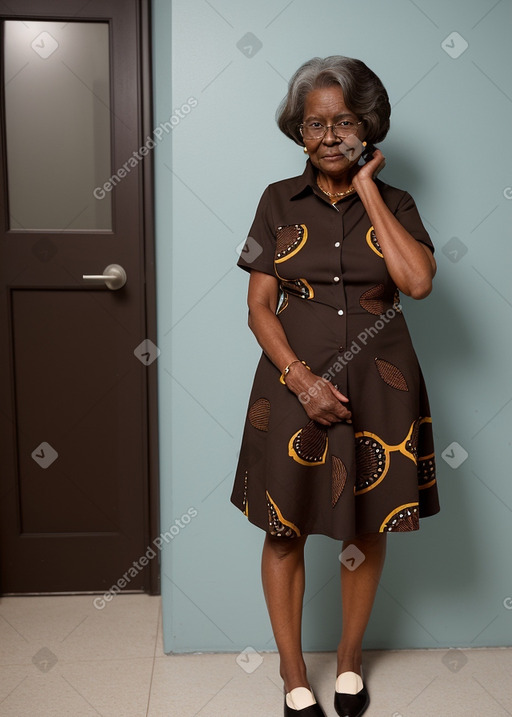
[264,532,307,559]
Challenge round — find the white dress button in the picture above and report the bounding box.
[334,276,340,283]
[338,309,344,316]
[334,242,340,247]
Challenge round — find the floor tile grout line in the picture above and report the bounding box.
[2,644,509,669]
[0,613,30,643]
[0,674,28,708]
[0,655,157,668]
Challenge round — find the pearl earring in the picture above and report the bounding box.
[303,146,308,154]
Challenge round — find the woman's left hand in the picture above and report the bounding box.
[352,148,386,189]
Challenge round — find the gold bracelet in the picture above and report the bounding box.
[279,360,310,385]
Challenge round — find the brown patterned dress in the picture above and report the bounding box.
[231,160,440,540]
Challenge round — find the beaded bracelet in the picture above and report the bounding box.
[279,359,310,385]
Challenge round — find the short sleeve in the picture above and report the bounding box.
[237,186,277,275]
[394,191,435,254]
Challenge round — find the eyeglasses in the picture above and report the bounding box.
[299,119,363,141]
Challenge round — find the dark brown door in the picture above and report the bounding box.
[0,0,159,593]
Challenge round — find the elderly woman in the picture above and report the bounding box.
[231,56,440,717]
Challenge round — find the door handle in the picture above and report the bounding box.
[82,264,127,290]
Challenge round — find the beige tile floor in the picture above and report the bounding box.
[0,594,511,716]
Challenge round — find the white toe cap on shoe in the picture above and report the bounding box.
[285,686,316,709]
[335,671,364,695]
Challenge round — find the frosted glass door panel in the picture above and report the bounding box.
[4,21,112,230]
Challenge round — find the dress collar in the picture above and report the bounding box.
[288,160,319,200]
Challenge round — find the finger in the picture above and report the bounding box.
[334,404,352,420]
[368,153,385,172]
[336,410,352,422]
[327,408,351,424]
[314,415,333,426]
[321,410,351,424]
[373,158,386,179]
[320,395,351,416]
[371,148,385,160]
[327,383,349,402]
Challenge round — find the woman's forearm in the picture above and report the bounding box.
[355,179,436,299]
[248,303,299,375]
[247,301,351,423]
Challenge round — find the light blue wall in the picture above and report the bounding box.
[152,0,512,653]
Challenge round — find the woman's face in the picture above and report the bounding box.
[302,86,365,179]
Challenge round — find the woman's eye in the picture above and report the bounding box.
[308,122,323,129]
[336,121,353,128]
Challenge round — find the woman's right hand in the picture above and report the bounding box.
[245,272,351,426]
[284,363,352,426]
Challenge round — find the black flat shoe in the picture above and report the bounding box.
[284,688,327,717]
[334,682,369,717]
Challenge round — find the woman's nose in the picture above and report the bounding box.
[322,125,339,143]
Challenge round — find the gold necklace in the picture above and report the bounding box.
[317,182,355,199]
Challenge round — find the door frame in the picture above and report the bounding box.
[140,0,160,596]
[0,0,160,595]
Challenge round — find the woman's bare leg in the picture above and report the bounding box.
[337,532,387,676]
[261,533,309,693]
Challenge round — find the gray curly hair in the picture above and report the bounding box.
[276,56,391,146]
